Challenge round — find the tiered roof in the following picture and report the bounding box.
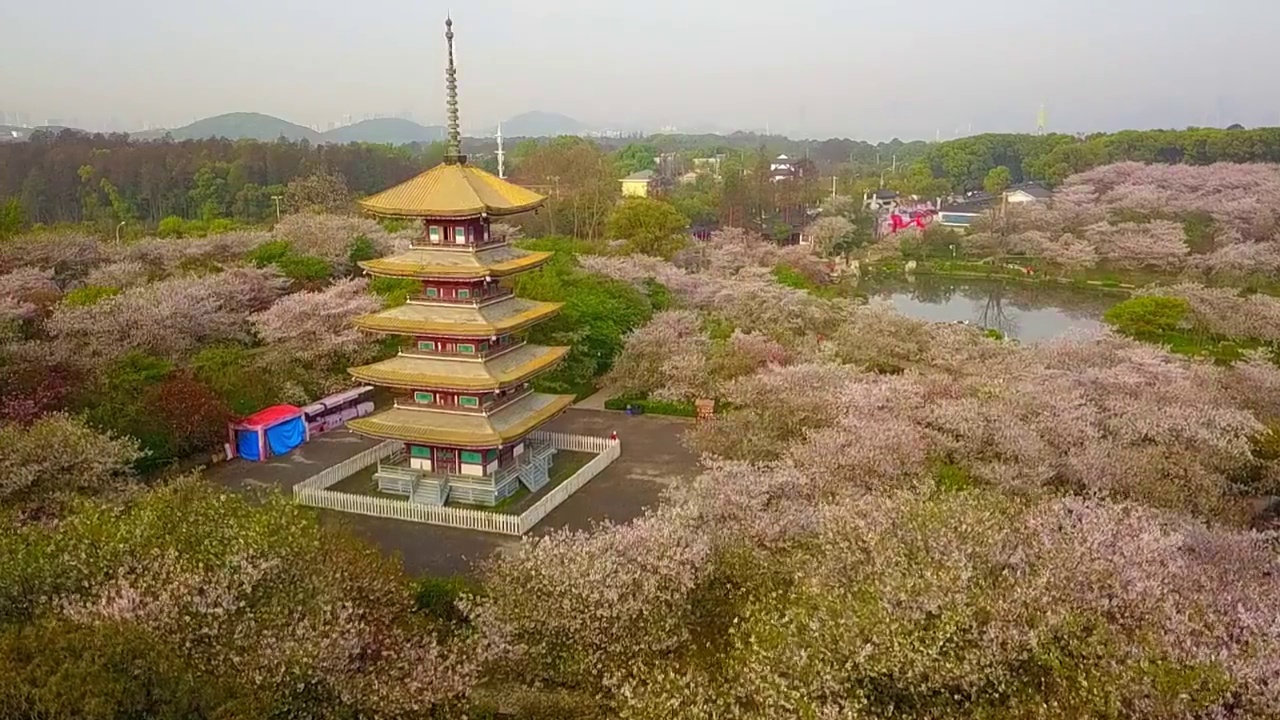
[349,345,569,391]
[357,163,545,219]
[359,245,552,280]
[346,393,574,448]
[354,298,563,337]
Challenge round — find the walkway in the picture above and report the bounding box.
[203,409,699,577]
[573,388,614,411]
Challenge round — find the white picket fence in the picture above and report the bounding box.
[518,434,621,534]
[292,433,620,536]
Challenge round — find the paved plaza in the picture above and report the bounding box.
[205,408,700,576]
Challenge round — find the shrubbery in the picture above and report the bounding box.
[1103,295,1191,340]
[603,395,698,417]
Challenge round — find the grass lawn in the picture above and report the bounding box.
[462,450,597,514]
[327,464,406,500]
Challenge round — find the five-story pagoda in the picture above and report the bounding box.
[346,18,574,507]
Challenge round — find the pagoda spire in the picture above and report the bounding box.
[444,17,465,164]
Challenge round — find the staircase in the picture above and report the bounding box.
[411,475,449,506]
[517,443,557,493]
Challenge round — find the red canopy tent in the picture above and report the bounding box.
[227,405,309,462]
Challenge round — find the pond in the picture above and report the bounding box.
[856,276,1122,342]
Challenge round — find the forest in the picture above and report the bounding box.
[8,125,1280,240]
[5,142,1280,716]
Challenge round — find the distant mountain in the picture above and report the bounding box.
[497,111,591,137]
[168,112,321,142]
[321,118,446,144]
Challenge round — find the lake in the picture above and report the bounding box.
[856,276,1122,342]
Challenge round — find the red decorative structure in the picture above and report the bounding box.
[227,405,310,462]
[889,209,935,233]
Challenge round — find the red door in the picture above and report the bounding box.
[435,448,457,475]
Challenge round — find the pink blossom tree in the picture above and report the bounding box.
[0,413,141,517]
[45,266,290,366]
[250,278,382,363]
[2,479,485,717]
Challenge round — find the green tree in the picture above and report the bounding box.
[607,198,689,259]
[189,162,231,221]
[983,166,1013,195]
[230,182,275,222]
[155,216,185,238]
[513,237,655,395]
[615,143,659,176]
[275,253,332,285]
[62,285,122,307]
[0,198,26,239]
[1103,296,1191,341]
[368,277,420,307]
[245,239,292,267]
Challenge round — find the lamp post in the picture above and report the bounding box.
[115,221,126,245]
[271,195,283,222]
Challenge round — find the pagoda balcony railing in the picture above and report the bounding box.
[400,340,525,361]
[409,237,509,252]
[407,288,513,307]
[394,388,534,416]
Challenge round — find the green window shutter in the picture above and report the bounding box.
[425,287,438,298]
[458,343,475,354]
[417,340,436,351]
[460,450,483,464]
[410,446,432,458]
[479,341,489,351]
[458,288,470,299]
[459,396,479,408]
[428,226,441,242]
[414,391,434,404]
[486,449,499,461]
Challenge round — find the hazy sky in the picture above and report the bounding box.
[3,0,1278,140]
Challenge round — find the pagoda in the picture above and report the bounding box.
[346,18,574,507]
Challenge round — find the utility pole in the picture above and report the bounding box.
[892,154,897,173]
[831,176,837,201]
[496,122,506,179]
[271,195,283,222]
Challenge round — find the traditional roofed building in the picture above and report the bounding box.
[346,18,574,507]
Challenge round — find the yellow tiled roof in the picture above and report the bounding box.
[346,392,575,447]
[348,344,569,391]
[359,246,552,280]
[354,297,563,338]
[358,162,546,219]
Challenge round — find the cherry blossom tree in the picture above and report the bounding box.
[604,310,710,402]
[1144,282,1280,342]
[110,230,271,274]
[250,278,382,363]
[1083,219,1189,270]
[0,229,102,283]
[273,214,415,272]
[45,267,290,366]
[0,267,61,323]
[802,215,854,257]
[0,413,141,517]
[82,259,153,289]
[0,479,485,717]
